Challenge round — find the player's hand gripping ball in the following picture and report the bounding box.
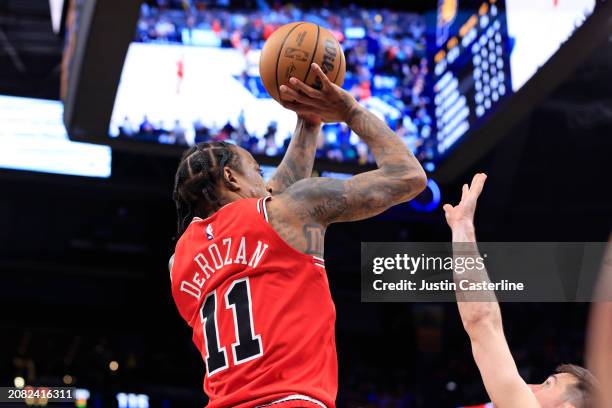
[259,22,346,103]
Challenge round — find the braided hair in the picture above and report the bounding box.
[172,141,241,238]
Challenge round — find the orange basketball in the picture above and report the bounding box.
[259,22,346,103]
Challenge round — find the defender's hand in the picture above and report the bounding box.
[443,173,487,230]
[280,63,357,123]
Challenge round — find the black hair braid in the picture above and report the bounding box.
[172,142,240,239]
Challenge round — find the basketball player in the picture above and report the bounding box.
[170,63,427,408]
[443,174,598,408]
[587,239,612,408]
[176,56,184,94]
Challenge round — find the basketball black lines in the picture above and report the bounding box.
[274,22,306,101]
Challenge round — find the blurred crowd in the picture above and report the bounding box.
[121,1,433,164]
[7,303,588,407]
[117,115,376,163]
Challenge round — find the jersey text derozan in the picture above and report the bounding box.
[178,236,269,300]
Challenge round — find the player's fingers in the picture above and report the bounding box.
[442,204,453,213]
[461,184,469,201]
[280,100,304,111]
[470,173,487,197]
[280,100,300,110]
[293,108,318,118]
[289,77,323,99]
[279,86,319,107]
[311,63,332,89]
[469,173,479,189]
[468,173,483,193]
[281,101,317,116]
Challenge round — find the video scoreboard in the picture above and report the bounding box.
[432,0,596,158]
[434,0,511,156]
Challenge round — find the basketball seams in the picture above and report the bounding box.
[302,24,320,86]
[262,22,345,100]
[332,39,344,85]
[274,22,306,101]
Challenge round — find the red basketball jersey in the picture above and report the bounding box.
[170,196,337,408]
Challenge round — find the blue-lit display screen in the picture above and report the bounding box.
[0,95,111,178]
[109,2,432,165]
[432,0,595,158]
[110,0,596,168]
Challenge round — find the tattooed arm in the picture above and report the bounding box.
[266,63,427,257]
[266,115,321,195]
[279,104,427,224]
[275,63,427,223]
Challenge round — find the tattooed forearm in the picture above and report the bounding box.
[347,105,422,173]
[267,118,319,194]
[274,108,426,227]
[268,104,427,259]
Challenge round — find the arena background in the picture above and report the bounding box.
[0,0,611,407]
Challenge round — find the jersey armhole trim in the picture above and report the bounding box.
[255,394,327,408]
[168,254,175,282]
[313,255,325,268]
[257,196,271,223]
[258,196,326,268]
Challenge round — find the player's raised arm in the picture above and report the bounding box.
[443,174,540,408]
[270,63,427,227]
[266,113,321,195]
[587,239,612,408]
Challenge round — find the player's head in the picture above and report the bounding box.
[173,142,268,236]
[528,364,597,408]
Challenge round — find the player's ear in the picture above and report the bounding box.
[222,166,241,192]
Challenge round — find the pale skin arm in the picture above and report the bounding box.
[587,240,612,408]
[444,174,540,408]
[267,64,427,257]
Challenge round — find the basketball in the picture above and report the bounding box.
[259,22,346,103]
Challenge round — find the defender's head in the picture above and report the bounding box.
[173,142,269,236]
[528,364,598,408]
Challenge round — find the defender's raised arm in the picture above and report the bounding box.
[587,240,612,408]
[443,174,540,408]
